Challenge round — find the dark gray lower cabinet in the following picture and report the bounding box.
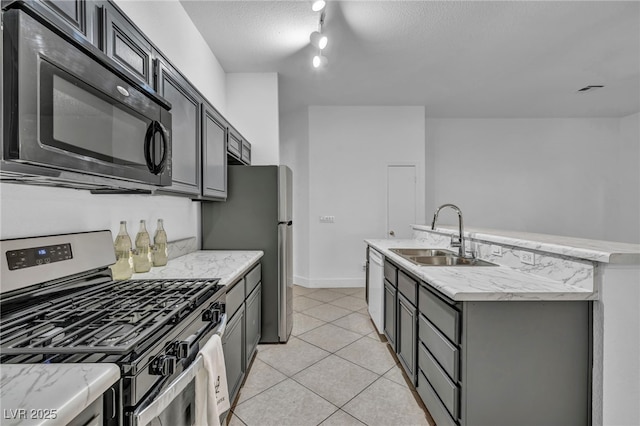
[376,251,591,426]
[245,282,261,366]
[223,263,262,404]
[383,281,396,351]
[397,292,417,381]
[222,304,245,401]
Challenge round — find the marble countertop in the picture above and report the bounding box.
[414,225,640,264]
[133,250,263,286]
[366,239,595,302]
[0,364,119,426]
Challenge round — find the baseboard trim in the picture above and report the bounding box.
[293,276,364,289]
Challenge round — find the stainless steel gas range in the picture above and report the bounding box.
[0,231,226,425]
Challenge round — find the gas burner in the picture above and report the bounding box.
[29,327,65,347]
[93,323,139,346]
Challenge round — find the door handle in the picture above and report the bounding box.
[389,230,395,237]
[144,121,168,175]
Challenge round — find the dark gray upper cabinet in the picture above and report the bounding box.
[44,0,91,40]
[99,2,153,85]
[155,58,201,196]
[227,127,251,166]
[201,103,227,200]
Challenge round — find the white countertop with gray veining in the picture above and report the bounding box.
[0,363,119,425]
[133,250,263,286]
[415,225,640,264]
[366,239,595,302]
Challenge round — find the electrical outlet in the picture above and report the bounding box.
[519,251,535,265]
[491,245,503,256]
[319,216,335,223]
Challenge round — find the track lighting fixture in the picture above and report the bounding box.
[310,31,328,50]
[311,0,326,12]
[312,54,328,69]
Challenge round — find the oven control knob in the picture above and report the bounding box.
[149,355,176,376]
[202,304,221,323]
[176,341,189,359]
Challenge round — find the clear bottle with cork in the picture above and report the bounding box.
[153,219,168,267]
[133,220,152,273]
[111,221,133,280]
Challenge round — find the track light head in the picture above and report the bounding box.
[312,54,328,69]
[310,31,328,50]
[311,0,326,12]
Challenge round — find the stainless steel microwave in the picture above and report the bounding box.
[1,8,172,187]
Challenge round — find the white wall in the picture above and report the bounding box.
[226,73,280,165]
[0,184,198,242]
[1,0,226,244]
[280,106,310,284]
[426,117,640,243]
[114,0,227,112]
[306,106,425,287]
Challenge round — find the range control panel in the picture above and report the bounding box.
[6,243,73,271]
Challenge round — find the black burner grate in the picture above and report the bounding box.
[0,278,220,355]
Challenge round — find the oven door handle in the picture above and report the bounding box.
[133,355,205,426]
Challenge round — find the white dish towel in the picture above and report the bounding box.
[195,334,230,426]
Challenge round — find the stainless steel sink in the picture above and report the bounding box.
[390,248,455,257]
[389,248,497,267]
[411,255,496,267]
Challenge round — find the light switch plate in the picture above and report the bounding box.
[491,245,503,256]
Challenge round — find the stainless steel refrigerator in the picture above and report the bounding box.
[202,165,293,343]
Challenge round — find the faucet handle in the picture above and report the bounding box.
[450,235,462,247]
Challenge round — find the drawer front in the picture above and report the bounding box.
[226,278,245,318]
[418,314,459,381]
[397,270,417,306]
[418,342,459,419]
[416,370,457,426]
[383,260,397,287]
[245,263,261,296]
[419,285,460,343]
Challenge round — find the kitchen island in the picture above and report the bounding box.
[366,225,639,426]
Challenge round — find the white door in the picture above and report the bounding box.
[387,165,416,239]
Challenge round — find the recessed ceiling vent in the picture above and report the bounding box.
[577,85,604,93]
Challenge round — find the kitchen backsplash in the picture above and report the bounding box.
[412,227,595,293]
[167,237,198,260]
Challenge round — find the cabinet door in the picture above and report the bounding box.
[222,305,245,402]
[202,104,227,199]
[227,129,242,162]
[397,293,417,383]
[241,140,251,165]
[156,59,201,195]
[100,3,152,84]
[38,0,93,43]
[245,283,262,366]
[384,281,397,351]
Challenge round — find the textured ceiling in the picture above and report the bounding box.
[180,1,640,118]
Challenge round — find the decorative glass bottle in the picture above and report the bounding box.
[133,220,152,273]
[153,219,168,267]
[111,221,133,280]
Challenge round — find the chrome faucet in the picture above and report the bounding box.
[431,203,465,257]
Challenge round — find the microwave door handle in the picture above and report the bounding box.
[155,122,169,173]
[144,121,168,175]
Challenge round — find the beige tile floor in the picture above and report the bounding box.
[227,286,431,426]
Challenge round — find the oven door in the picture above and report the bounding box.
[2,9,172,186]
[132,314,227,426]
